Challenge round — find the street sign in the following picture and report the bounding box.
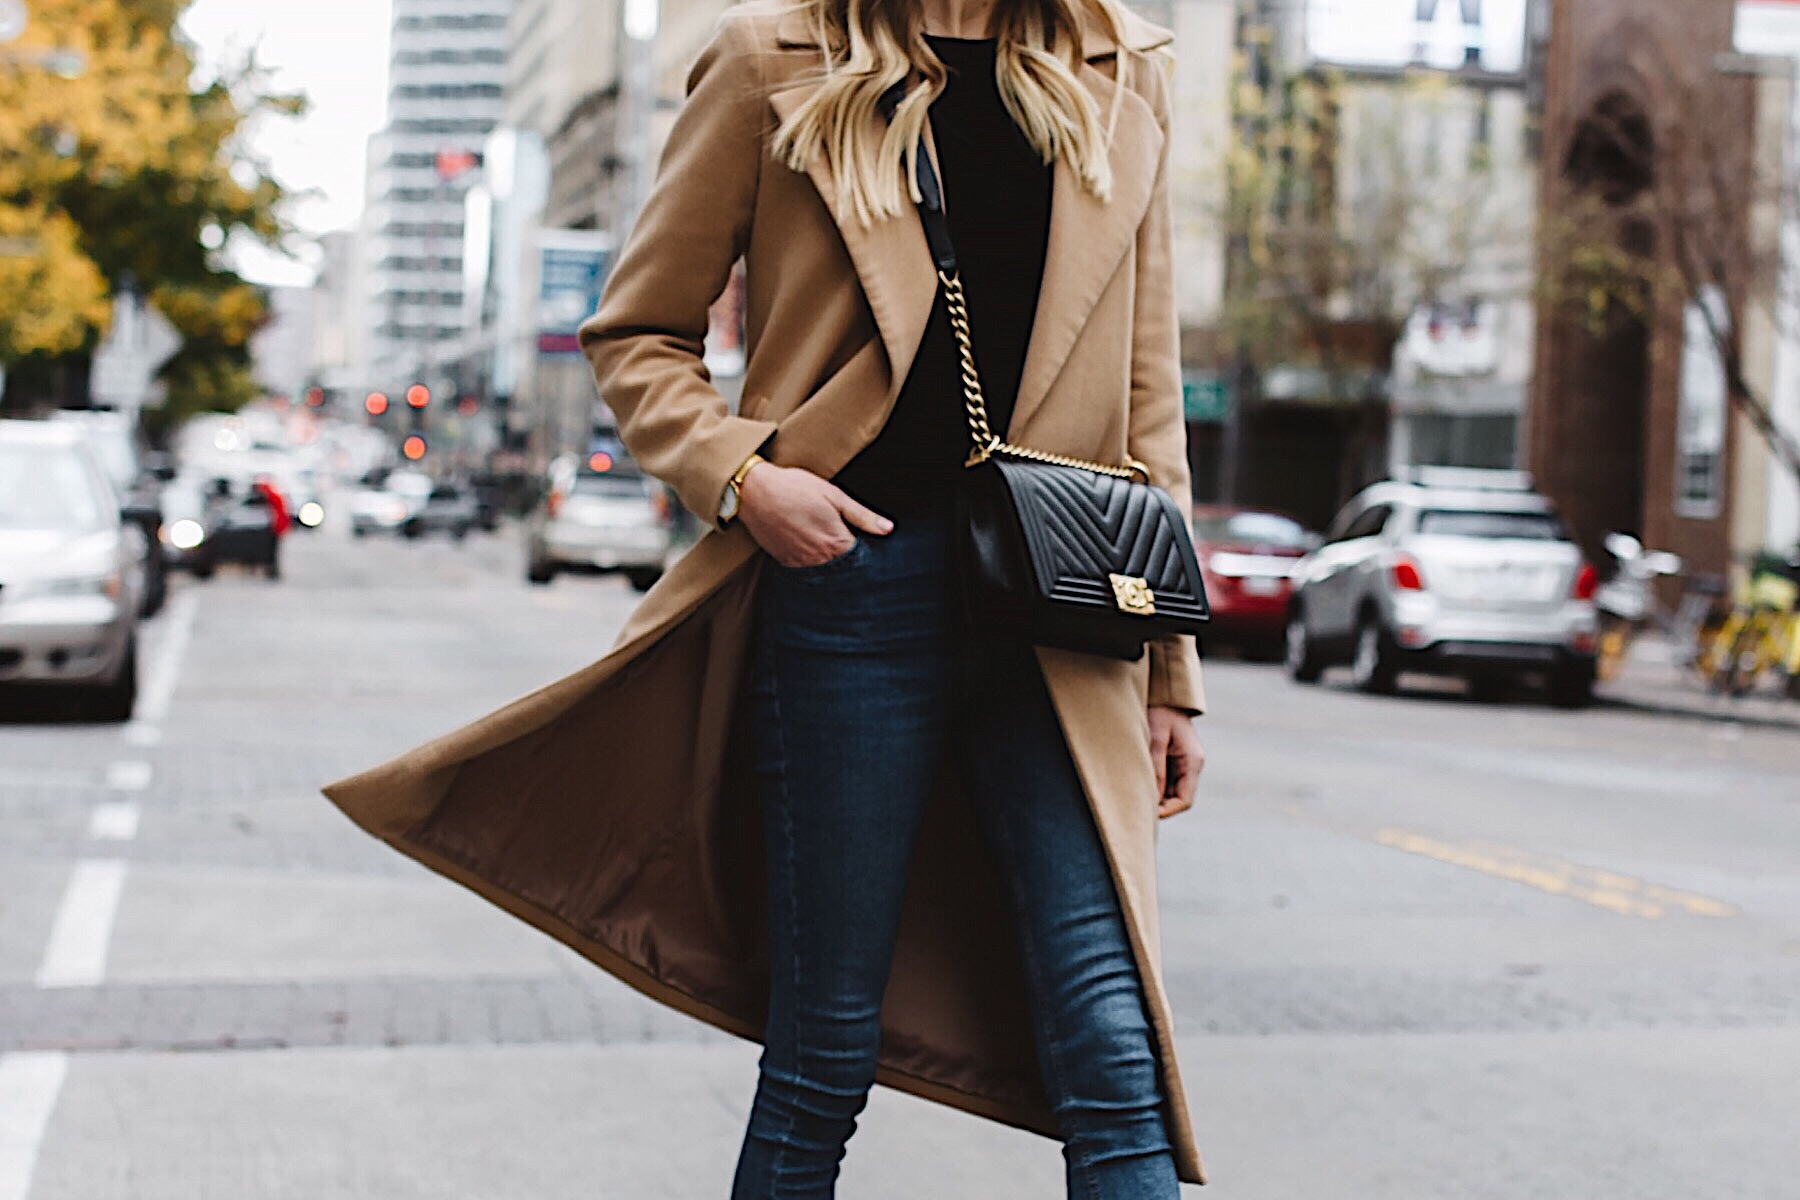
[1182,374,1230,423]
[90,292,180,413]
[1736,0,1800,56]
[536,232,613,356]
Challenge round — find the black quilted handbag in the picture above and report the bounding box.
[884,89,1210,661]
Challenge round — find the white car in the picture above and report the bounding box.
[350,469,433,536]
[0,420,141,720]
[1284,468,1600,706]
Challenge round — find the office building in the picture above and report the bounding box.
[362,0,513,391]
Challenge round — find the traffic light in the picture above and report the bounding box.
[365,391,389,416]
[406,384,430,409]
[305,386,326,408]
[402,434,428,461]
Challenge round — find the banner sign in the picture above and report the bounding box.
[1306,0,1529,76]
[536,236,613,356]
[1735,0,1800,56]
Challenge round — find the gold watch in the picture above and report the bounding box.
[718,452,767,527]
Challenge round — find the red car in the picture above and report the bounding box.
[1193,506,1319,658]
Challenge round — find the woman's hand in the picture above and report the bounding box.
[1147,706,1204,819]
[737,462,893,568]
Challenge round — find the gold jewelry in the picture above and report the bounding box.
[718,452,767,527]
[939,271,1148,483]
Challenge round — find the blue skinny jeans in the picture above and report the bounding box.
[732,506,1179,1200]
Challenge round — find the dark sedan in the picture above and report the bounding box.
[162,476,283,580]
[401,483,481,540]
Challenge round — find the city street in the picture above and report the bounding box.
[2,517,1798,1200]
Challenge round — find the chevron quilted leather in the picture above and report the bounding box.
[957,458,1210,660]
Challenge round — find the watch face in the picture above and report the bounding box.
[720,486,739,522]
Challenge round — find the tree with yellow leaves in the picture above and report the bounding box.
[0,0,301,425]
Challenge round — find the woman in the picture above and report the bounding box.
[323,0,1207,1193]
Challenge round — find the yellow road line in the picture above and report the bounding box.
[1374,829,1738,919]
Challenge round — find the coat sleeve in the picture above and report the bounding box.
[1126,57,1207,716]
[578,14,776,528]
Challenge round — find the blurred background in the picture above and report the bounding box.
[1,0,1798,1197]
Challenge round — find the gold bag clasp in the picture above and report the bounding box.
[1109,574,1156,615]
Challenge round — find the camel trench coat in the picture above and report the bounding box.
[323,0,1208,1183]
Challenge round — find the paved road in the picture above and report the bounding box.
[2,517,1797,1199]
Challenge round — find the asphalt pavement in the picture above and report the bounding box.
[2,512,1797,1199]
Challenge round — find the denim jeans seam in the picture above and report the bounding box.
[762,645,806,1192]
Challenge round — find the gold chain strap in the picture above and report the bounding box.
[938,270,1149,484]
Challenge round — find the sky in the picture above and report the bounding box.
[178,0,394,287]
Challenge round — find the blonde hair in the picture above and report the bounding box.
[771,0,1137,226]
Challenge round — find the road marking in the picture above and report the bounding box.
[1375,829,1738,918]
[102,760,152,792]
[35,860,128,989]
[86,802,140,842]
[132,588,198,731]
[0,768,89,789]
[0,1053,68,1200]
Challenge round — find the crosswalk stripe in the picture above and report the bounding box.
[36,860,128,989]
[0,1053,68,1200]
[86,802,141,842]
[102,760,152,792]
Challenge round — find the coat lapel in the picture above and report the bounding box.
[1008,63,1164,438]
[767,11,1167,427]
[767,78,939,399]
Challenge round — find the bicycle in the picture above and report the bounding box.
[1698,552,1800,699]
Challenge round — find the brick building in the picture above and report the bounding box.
[1529,0,1758,574]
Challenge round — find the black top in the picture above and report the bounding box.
[833,35,1054,516]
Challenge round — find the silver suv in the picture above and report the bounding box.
[525,453,673,592]
[1284,468,1600,705]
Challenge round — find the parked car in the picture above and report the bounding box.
[0,420,141,720]
[526,456,674,591]
[1192,505,1317,658]
[1284,467,1600,706]
[402,482,480,540]
[161,475,283,579]
[51,409,168,617]
[350,468,433,537]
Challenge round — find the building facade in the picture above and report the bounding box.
[1529,0,1755,574]
[249,286,321,401]
[361,0,513,393]
[1180,0,1548,529]
[482,0,736,468]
